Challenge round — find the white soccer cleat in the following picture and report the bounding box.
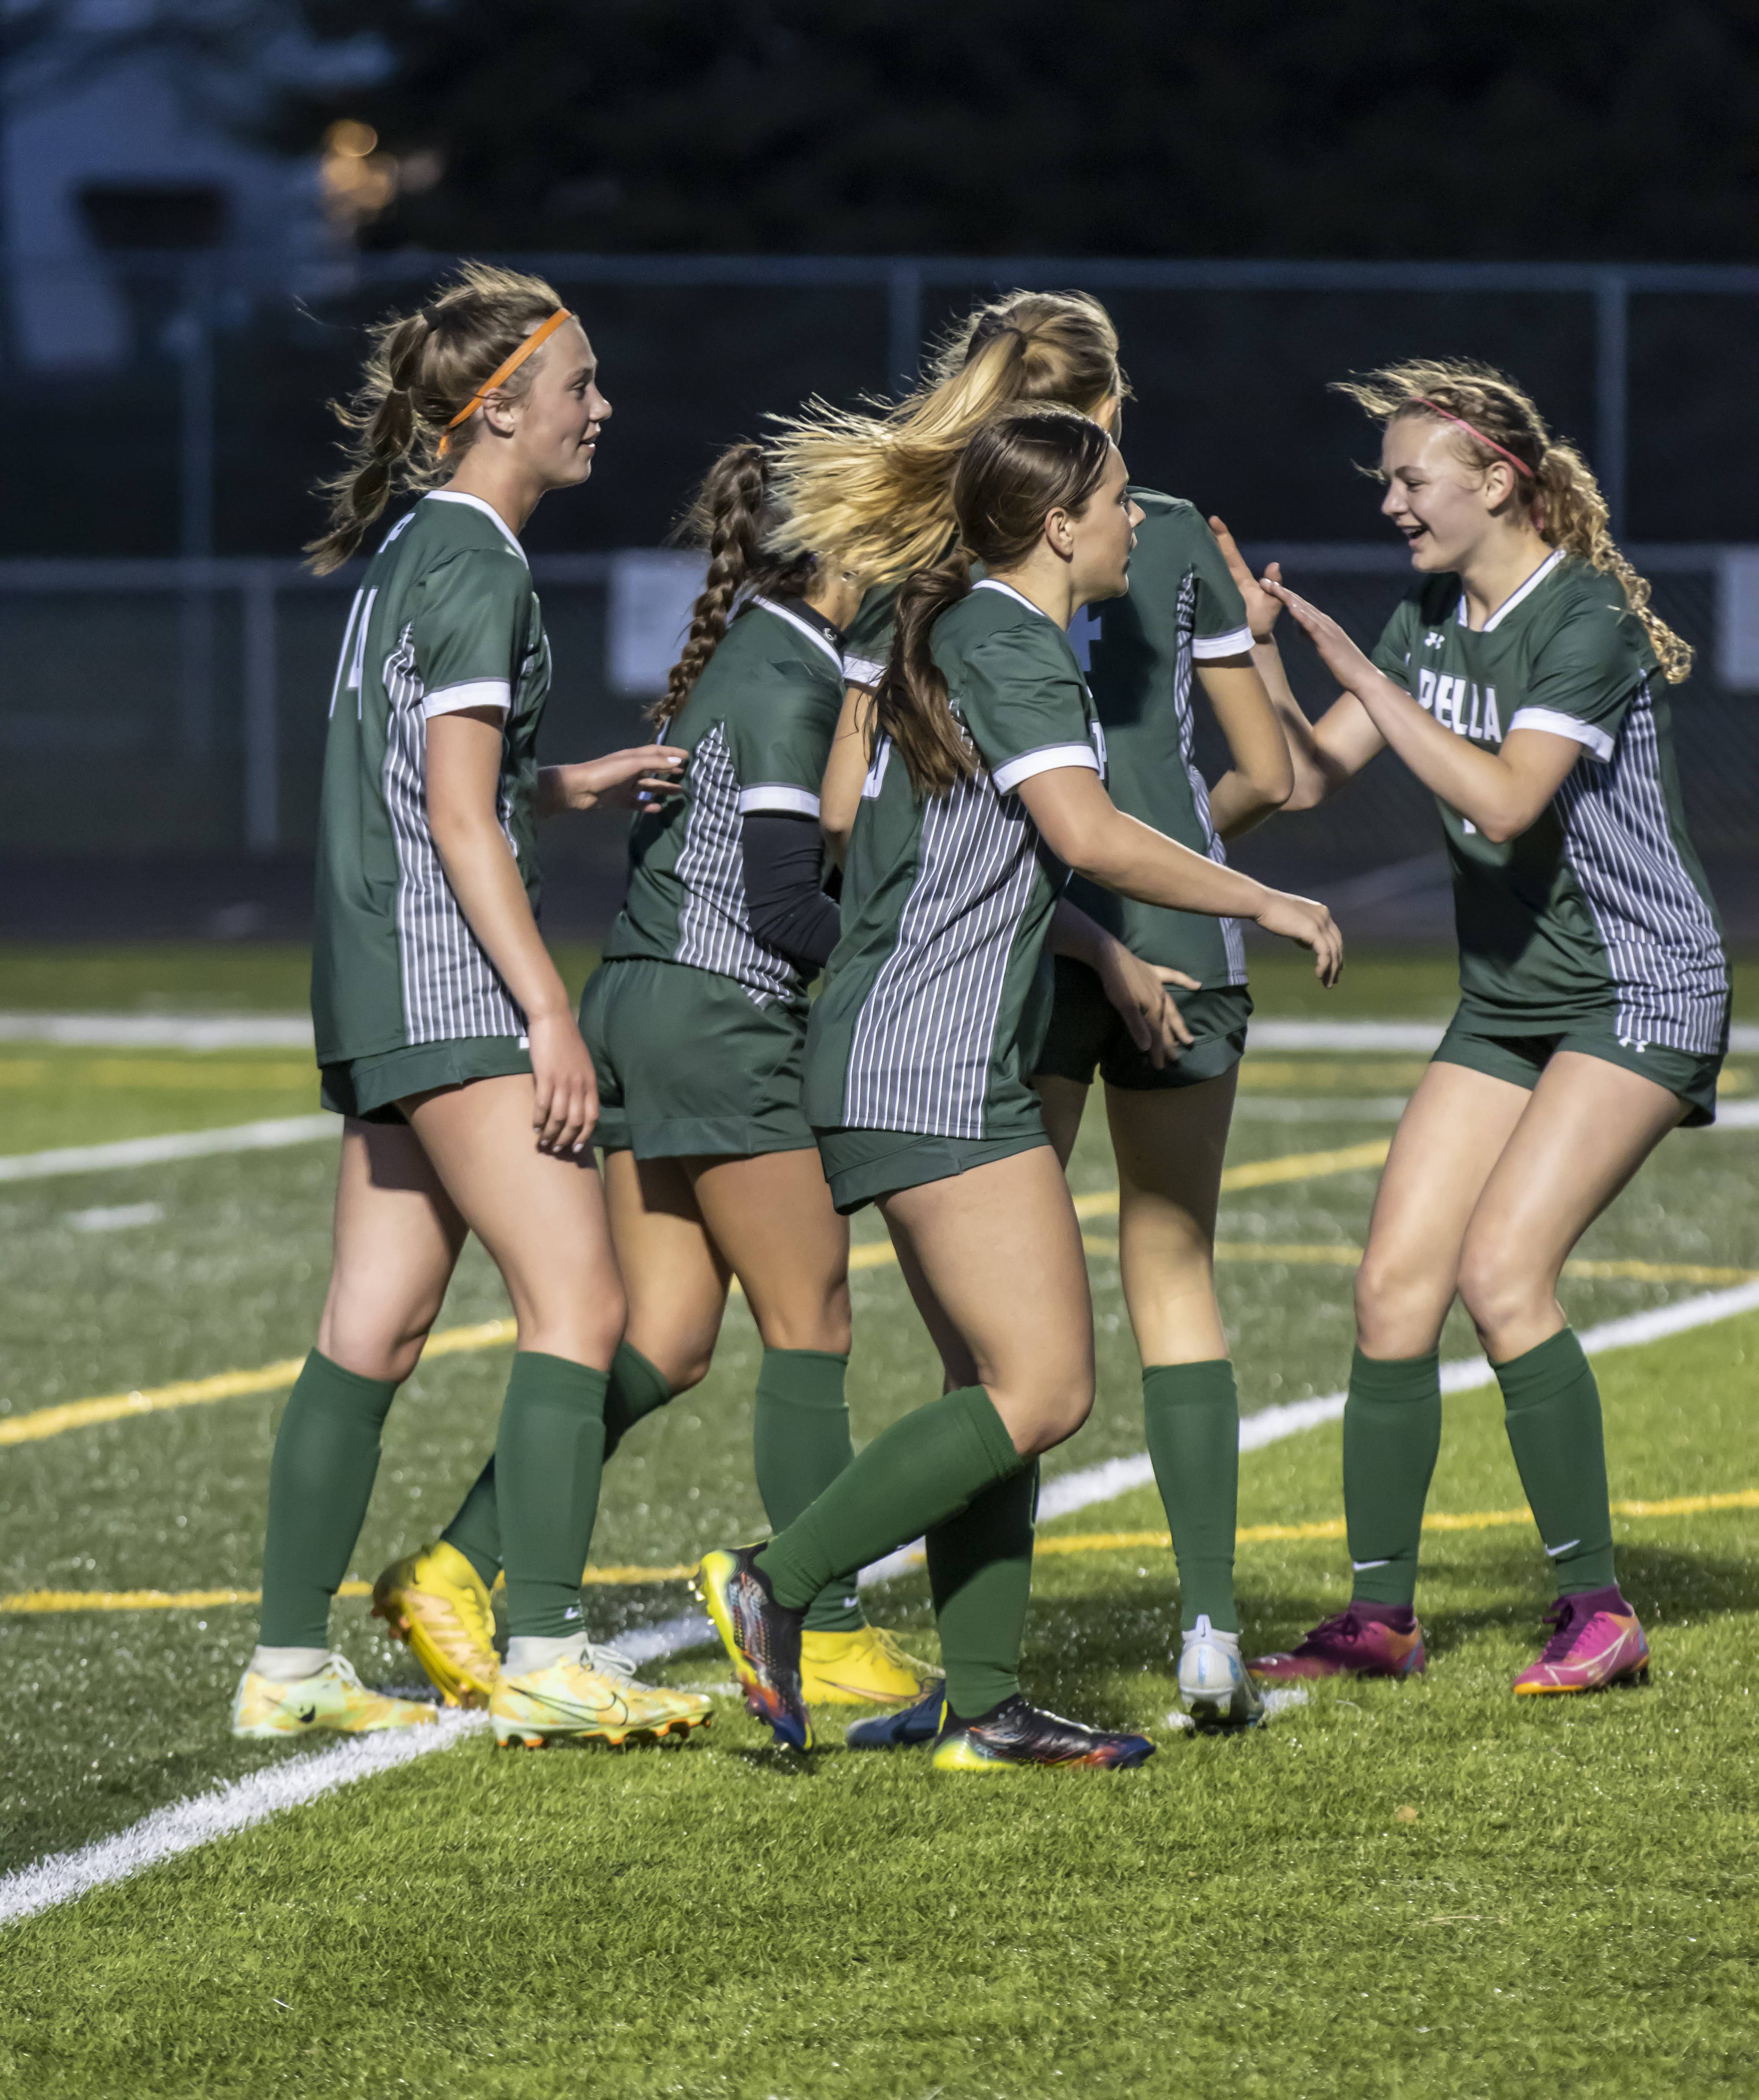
[1178,1615,1265,1729]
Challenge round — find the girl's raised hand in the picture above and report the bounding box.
[1208,516,1283,642]
[539,745,687,816]
[1261,580,1382,698]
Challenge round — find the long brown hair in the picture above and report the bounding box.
[882,408,1115,797]
[767,290,1127,587]
[1334,357,1692,683]
[651,442,815,728]
[306,261,566,574]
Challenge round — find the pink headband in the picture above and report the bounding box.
[1409,397,1535,479]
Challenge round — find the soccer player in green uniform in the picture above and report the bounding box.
[404,439,939,1711]
[699,408,1341,1768]
[1237,360,1728,1696]
[231,264,710,1750]
[783,291,1300,1729]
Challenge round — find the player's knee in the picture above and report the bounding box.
[991,1364,1094,1458]
[1456,1238,1541,1345]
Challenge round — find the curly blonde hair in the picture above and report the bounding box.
[1333,357,1691,684]
[766,289,1127,588]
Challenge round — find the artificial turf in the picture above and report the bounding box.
[3,951,1758,2097]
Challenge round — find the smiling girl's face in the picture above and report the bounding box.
[1379,412,1527,573]
[492,316,611,491]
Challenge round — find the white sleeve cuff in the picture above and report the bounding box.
[738,784,822,817]
[423,678,511,719]
[843,655,886,689]
[1508,707,1615,761]
[990,744,1102,794]
[1191,624,1256,661]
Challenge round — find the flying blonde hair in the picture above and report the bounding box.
[1333,357,1692,684]
[767,289,1127,587]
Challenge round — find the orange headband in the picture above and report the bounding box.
[1410,396,1535,479]
[436,307,573,456]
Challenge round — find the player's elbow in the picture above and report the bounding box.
[1476,799,1543,847]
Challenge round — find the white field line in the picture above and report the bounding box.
[9,1276,1759,1931]
[6,1013,1755,1056]
[0,1015,314,1049]
[0,1115,334,1184]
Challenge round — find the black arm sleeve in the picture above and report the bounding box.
[740,812,841,975]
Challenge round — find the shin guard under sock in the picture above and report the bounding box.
[753,1348,864,1634]
[1143,1360,1240,1633]
[927,1460,1038,1718]
[1495,1327,1616,1595]
[495,1353,609,1639]
[437,1341,672,1587]
[1343,1348,1442,1608]
[259,1350,399,1649]
[756,1384,1023,1613]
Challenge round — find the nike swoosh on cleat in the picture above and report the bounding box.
[296,1707,317,1723]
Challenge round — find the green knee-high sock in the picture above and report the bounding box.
[260,1350,399,1648]
[756,1385,1023,1612]
[495,1352,610,1639]
[1343,1348,1442,1608]
[1143,1360,1240,1634]
[1496,1327,1616,1595]
[927,1461,1038,1719]
[438,1457,501,1589]
[602,1341,673,1463]
[436,1342,671,1587]
[753,1348,865,1635]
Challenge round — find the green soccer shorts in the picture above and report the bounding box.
[579,956,817,1159]
[319,1034,534,1124]
[1033,960,1252,1093]
[812,1124,1051,1217]
[1432,1005,1726,1128]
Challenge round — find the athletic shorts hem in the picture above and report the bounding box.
[605,1115,818,1161]
[1033,963,1252,1092]
[814,1125,1050,1215]
[320,1035,533,1124]
[1432,1009,1724,1128]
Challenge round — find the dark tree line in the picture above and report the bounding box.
[274,0,1759,259]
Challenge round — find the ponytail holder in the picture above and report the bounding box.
[436,306,573,457]
[1410,397,1536,479]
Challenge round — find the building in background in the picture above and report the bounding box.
[2,0,384,370]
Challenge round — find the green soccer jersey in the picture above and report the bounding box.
[804,579,1105,1139]
[604,597,846,1002]
[1062,488,1254,983]
[1370,551,1727,1050]
[311,490,550,1065]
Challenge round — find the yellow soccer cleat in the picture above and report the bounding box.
[800,1625,939,1706]
[490,1654,713,1749]
[230,1654,438,1740]
[371,1540,500,1709]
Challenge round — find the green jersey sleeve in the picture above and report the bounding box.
[1370,595,1422,693]
[843,584,897,691]
[730,660,841,818]
[1187,525,1254,660]
[411,551,530,718]
[957,623,1099,792]
[1507,588,1649,762]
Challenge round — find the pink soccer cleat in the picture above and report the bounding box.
[1249,1606,1427,1682]
[1512,1590,1649,1695]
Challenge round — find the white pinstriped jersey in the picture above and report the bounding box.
[804,581,1105,1140]
[605,597,845,1004]
[1371,553,1727,1052]
[311,492,548,1065]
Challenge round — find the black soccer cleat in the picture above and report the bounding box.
[930,1693,1155,1771]
[696,1544,812,1750]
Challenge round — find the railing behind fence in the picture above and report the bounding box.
[2,547,1754,869]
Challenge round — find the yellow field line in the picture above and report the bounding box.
[0,1140,1393,1451]
[1078,1238,1756,1289]
[8,1487,1756,1615]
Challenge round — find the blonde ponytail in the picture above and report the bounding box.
[306,261,565,574]
[1333,357,1692,683]
[768,290,1127,587]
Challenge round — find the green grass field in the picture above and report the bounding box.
[3,948,1758,2098]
